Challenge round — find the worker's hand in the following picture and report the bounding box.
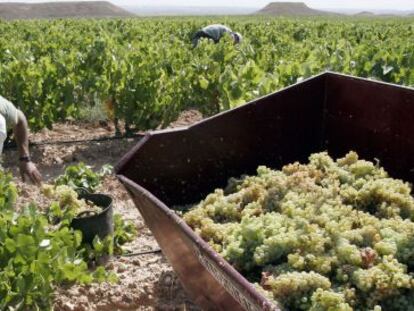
[19,161,42,186]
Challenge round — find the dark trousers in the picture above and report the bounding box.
[192,31,218,47]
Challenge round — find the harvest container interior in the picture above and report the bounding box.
[116,72,414,311]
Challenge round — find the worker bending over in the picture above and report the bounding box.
[192,24,242,47]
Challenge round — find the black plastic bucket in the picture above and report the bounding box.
[71,191,114,244]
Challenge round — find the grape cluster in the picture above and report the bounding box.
[42,184,100,220]
[183,151,414,310]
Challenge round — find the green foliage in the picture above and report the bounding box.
[0,17,412,131]
[83,235,115,262]
[0,161,136,310]
[55,163,112,192]
[52,164,138,258]
[80,219,137,264]
[82,215,138,262]
[44,184,138,261]
[113,214,138,255]
[0,170,115,310]
[184,151,414,310]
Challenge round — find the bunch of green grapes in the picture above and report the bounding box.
[42,185,100,221]
[262,271,331,309]
[309,289,353,311]
[183,151,414,310]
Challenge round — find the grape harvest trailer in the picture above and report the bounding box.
[116,72,414,311]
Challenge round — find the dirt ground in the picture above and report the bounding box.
[2,111,204,311]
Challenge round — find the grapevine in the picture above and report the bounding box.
[0,170,116,310]
[0,18,412,131]
[0,164,137,310]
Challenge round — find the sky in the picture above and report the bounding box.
[0,0,412,10]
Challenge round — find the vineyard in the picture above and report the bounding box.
[0,15,414,311]
[0,17,413,132]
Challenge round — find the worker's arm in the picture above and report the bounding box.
[14,110,42,185]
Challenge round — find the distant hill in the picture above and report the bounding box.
[0,1,135,20]
[256,2,337,16]
[353,10,414,17]
[355,11,375,17]
[125,6,256,16]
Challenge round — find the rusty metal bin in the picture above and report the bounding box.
[115,72,414,311]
